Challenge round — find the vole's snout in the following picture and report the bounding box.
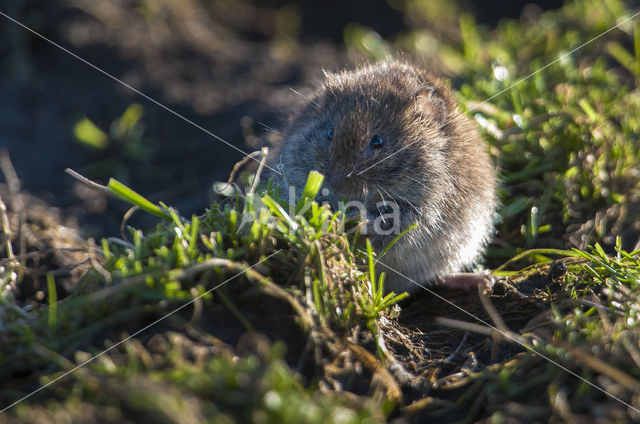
[325,169,353,194]
[324,171,340,190]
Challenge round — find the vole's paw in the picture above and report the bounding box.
[434,273,495,292]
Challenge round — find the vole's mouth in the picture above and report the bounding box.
[315,185,358,208]
[374,204,395,216]
[312,185,401,235]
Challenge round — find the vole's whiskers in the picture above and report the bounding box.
[399,173,430,191]
[361,184,369,205]
[382,186,422,216]
[357,154,388,170]
[375,186,389,224]
[375,186,387,204]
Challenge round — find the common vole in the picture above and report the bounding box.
[270,61,497,293]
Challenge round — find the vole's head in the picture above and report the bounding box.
[278,62,458,220]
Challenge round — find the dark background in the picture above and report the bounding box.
[0,0,564,238]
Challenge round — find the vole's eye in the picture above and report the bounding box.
[370,134,384,148]
[327,129,334,140]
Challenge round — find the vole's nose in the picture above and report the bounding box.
[326,171,344,190]
[326,169,352,191]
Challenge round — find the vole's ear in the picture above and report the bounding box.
[415,86,449,123]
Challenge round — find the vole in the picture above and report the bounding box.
[269,61,497,293]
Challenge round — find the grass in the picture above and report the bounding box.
[73,103,155,184]
[2,0,640,422]
[1,160,404,421]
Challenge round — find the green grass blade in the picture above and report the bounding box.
[262,194,299,231]
[606,41,637,76]
[107,178,172,221]
[378,222,418,259]
[295,171,324,215]
[46,273,57,331]
[493,248,575,273]
[366,238,376,293]
[73,117,109,150]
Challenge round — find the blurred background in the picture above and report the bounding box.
[0,0,592,239]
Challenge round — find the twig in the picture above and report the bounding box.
[0,248,87,265]
[252,278,313,331]
[0,149,20,194]
[120,206,140,243]
[0,195,16,265]
[557,340,639,391]
[0,150,26,259]
[188,287,204,325]
[444,332,469,362]
[248,147,269,196]
[88,237,111,283]
[478,282,509,334]
[106,237,134,250]
[65,168,111,194]
[215,150,264,195]
[434,316,498,338]
[73,257,273,305]
[348,344,403,403]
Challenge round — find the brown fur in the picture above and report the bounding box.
[269,61,497,293]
